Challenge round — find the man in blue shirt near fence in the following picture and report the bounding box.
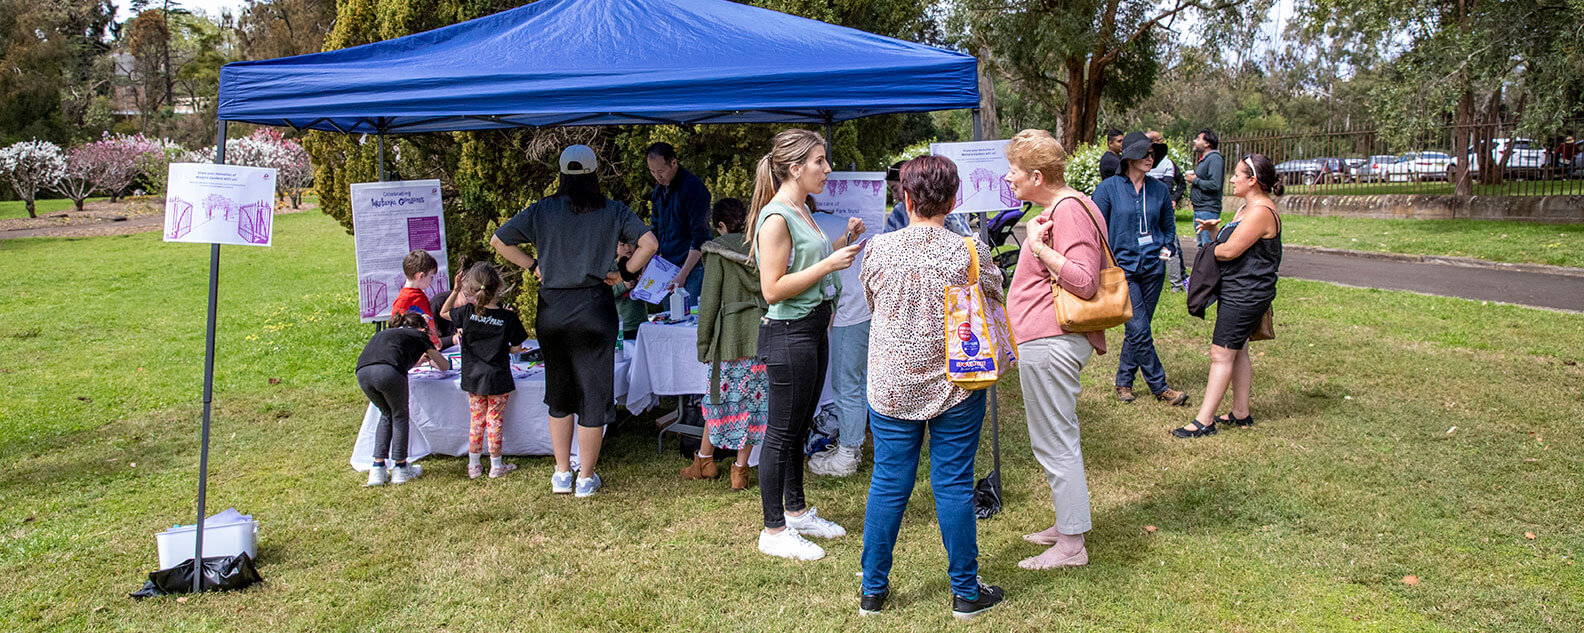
[1093,132,1190,408]
[646,142,712,309]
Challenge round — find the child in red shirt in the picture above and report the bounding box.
[391,249,443,348]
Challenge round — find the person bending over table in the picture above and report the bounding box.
[748,129,863,562]
[357,312,450,487]
[690,197,769,491]
[490,144,657,499]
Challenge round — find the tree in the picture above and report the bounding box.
[1303,0,1584,194]
[960,0,1266,147]
[0,140,67,218]
[237,0,335,59]
[77,133,156,201]
[0,0,117,145]
[56,148,101,211]
[189,128,313,207]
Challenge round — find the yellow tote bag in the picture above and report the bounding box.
[945,236,1018,390]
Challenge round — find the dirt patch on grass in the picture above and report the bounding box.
[0,198,317,239]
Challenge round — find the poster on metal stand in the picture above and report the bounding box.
[930,140,1019,215]
[349,180,449,323]
[163,156,277,591]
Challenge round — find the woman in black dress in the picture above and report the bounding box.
[1175,154,1283,438]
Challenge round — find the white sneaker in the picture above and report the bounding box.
[574,474,602,498]
[758,528,826,561]
[786,507,847,539]
[365,464,389,487]
[390,463,422,485]
[810,445,861,477]
[551,470,575,494]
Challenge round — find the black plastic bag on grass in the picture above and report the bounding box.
[973,470,1002,520]
[129,552,263,599]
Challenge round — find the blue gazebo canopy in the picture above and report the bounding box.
[217,0,980,134]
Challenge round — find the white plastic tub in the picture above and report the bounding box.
[155,515,258,570]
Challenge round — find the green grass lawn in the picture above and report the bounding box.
[1175,209,1584,268]
[0,198,95,220]
[1285,179,1584,197]
[2,212,1582,631]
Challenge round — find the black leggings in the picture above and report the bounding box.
[357,364,410,463]
[758,302,831,529]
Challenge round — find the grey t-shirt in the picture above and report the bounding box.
[494,196,651,289]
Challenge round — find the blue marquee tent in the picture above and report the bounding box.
[218,0,980,133]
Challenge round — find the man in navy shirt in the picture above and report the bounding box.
[646,142,712,309]
[1093,132,1189,407]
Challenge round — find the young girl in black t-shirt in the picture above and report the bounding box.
[357,312,450,486]
[440,263,528,479]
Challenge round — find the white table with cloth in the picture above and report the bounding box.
[349,343,632,471]
[626,320,834,461]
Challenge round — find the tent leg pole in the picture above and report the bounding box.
[192,119,228,592]
[822,114,834,167]
[377,133,388,182]
[970,108,1001,501]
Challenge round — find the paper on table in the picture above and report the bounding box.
[629,257,681,304]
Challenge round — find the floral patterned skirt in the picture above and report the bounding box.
[703,356,768,450]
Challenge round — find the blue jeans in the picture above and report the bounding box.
[682,264,704,311]
[828,320,870,447]
[861,389,986,599]
[1193,210,1221,247]
[1116,268,1170,394]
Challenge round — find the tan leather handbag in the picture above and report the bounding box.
[1250,306,1275,341]
[1046,196,1133,332]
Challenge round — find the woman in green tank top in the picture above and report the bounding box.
[746,128,866,561]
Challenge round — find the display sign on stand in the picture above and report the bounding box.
[810,171,887,234]
[930,140,1019,214]
[163,149,277,592]
[164,163,278,247]
[350,180,449,322]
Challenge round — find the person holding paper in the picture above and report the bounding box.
[490,144,658,499]
[1092,132,1189,407]
[746,128,863,561]
[646,142,712,310]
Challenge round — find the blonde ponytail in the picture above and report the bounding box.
[745,128,825,260]
[745,153,777,259]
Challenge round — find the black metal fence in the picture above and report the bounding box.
[1219,121,1584,197]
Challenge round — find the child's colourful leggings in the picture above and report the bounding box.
[468,393,509,455]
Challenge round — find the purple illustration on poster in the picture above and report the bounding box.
[360,277,390,318]
[164,163,277,247]
[166,197,194,240]
[350,179,449,323]
[809,171,886,237]
[929,140,1018,214]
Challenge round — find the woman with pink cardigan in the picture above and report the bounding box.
[1003,129,1110,571]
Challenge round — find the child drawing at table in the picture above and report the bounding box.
[440,263,528,479]
[357,312,450,486]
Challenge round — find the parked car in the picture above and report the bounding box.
[1275,157,1350,185]
[1384,152,1456,182]
[1354,154,1399,183]
[1463,138,1548,179]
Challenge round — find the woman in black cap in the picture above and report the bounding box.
[1091,131,1189,407]
[491,144,659,498]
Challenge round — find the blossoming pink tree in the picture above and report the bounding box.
[76,134,157,202]
[55,148,101,211]
[188,129,314,208]
[0,141,67,218]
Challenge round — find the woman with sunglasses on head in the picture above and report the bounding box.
[1176,154,1283,438]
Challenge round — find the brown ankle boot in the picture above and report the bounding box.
[681,454,707,479]
[730,462,751,490]
[699,454,719,479]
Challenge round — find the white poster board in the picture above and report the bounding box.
[811,171,887,235]
[930,140,1020,214]
[350,179,449,323]
[629,256,681,305]
[163,163,278,247]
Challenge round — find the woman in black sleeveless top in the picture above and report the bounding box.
[1174,154,1283,438]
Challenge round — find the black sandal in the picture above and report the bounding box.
[1170,419,1218,438]
[1215,413,1255,428]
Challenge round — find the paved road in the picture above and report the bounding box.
[1008,224,1584,312]
[1180,240,1584,312]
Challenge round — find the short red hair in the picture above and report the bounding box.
[900,155,960,218]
